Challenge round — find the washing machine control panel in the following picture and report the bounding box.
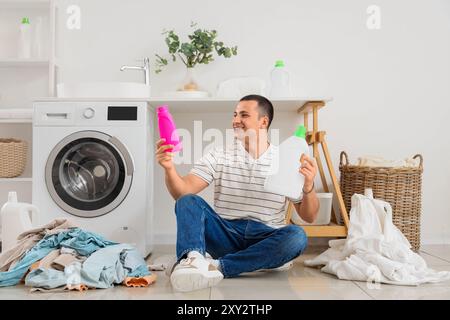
[107,106,138,121]
[83,107,95,119]
[33,102,146,127]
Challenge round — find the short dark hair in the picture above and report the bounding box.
[239,94,274,128]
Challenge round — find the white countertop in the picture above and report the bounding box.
[33,97,332,113]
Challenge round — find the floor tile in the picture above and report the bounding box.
[355,281,450,300]
[421,245,450,263]
[0,285,54,300]
[218,264,356,288]
[48,285,211,300]
[211,282,372,300]
[419,251,450,266]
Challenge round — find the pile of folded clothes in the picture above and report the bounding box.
[0,219,156,292]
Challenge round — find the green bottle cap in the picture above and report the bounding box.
[294,125,306,138]
[275,60,285,68]
[22,17,30,24]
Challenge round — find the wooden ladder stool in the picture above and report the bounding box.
[285,101,349,237]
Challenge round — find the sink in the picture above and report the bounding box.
[56,82,151,98]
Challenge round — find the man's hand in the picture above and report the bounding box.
[156,138,175,171]
[294,154,319,223]
[299,154,317,191]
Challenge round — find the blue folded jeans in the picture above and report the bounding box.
[174,194,308,278]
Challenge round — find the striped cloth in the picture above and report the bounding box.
[190,139,302,228]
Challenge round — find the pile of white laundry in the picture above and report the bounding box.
[304,192,450,286]
[356,155,420,168]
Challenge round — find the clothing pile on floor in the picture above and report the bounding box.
[0,219,156,292]
[304,193,450,286]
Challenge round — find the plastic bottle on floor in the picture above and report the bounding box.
[264,125,309,200]
[1,191,38,252]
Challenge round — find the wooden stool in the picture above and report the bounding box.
[285,101,349,237]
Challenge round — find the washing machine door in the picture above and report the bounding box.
[45,130,134,218]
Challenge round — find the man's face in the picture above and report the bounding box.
[232,100,268,141]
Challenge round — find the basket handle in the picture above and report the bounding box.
[339,151,349,167]
[413,154,423,168]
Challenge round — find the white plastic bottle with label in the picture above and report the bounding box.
[0,191,38,252]
[18,17,31,59]
[269,60,292,98]
[264,125,309,200]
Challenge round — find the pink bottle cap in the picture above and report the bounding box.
[157,105,169,112]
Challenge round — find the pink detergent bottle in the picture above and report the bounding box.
[157,105,182,152]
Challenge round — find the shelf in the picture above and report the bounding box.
[300,222,347,237]
[0,118,32,123]
[0,0,50,9]
[0,177,32,182]
[0,108,33,123]
[0,59,49,68]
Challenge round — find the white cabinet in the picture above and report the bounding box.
[0,0,57,207]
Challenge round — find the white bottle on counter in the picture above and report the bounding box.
[269,60,292,98]
[18,17,32,59]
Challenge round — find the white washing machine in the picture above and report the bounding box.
[32,100,154,256]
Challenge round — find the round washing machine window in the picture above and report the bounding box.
[45,130,134,218]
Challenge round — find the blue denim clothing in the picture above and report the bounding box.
[0,228,116,287]
[79,243,150,288]
[174,194,308,278]
[25,243,151,289]
[24,268,67,289]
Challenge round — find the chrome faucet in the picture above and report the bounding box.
[120,57,150,86]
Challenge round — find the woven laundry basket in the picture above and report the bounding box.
[339,151,423,251]
[0,138,27,178]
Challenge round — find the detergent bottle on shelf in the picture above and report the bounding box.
[269,60,292,98]
[18,17,32,59]
[157,105,182,152]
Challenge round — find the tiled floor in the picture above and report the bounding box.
[1,245,449,300]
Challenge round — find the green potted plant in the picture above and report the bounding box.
[155,22,237,93]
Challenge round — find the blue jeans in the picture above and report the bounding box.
[174,194,308,278]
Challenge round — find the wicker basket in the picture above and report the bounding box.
[0,138,28,178]
[339,151,423,251]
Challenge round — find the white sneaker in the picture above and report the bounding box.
[170,252,223,292]
[166,252,215,277]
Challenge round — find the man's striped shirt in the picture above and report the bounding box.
[190,139,302,227]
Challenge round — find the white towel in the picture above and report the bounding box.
[357,155,420,168]
[304,193,450,286]
[216,77,266,98]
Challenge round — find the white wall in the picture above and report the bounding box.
[54,0,450,244]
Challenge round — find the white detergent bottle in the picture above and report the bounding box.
[18,17,31,59]
[269,60,292,98]
[264,125,309,200]
[0,192,38,252]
